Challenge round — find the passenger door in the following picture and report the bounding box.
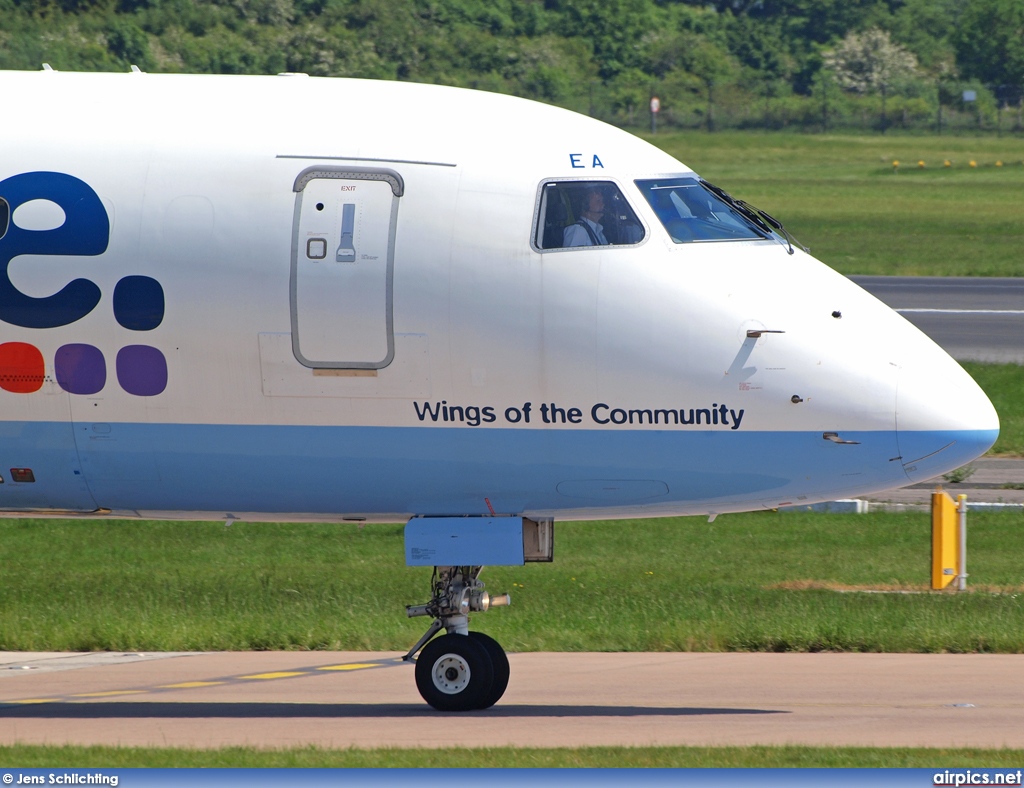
[290,167,402,369]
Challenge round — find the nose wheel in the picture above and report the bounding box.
[405,565,512,710]
[415,632,509,711]
[467,631,510,709]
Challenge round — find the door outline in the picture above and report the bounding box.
[290,166,403,369]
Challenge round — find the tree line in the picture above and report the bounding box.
[2,0,1023,132]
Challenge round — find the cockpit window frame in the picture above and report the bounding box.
[531,177,649,254]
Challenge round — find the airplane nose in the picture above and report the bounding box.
[895,351,999,483]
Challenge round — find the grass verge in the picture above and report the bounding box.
[2,744,1024,767]
[963,362,1024,455]
[647,131,1024,277]
[2,509,1022,653]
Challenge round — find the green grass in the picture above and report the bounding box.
[646,132,1024,276]
[2,510,1022,653]
[964,363,1024,455]
[2,744,1024,767]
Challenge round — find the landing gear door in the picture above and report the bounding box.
[291,168,402,369]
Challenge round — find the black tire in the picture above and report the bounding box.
[468,631,510,709]
[415,633,495,712]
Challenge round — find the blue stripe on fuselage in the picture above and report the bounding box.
[0,422,996,516]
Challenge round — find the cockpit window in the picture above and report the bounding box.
[635,177,771,244]
[535,181,644,250]
[0,198,8,240]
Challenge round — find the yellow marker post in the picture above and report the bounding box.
[931,488,960,589]
[957,493,968,591]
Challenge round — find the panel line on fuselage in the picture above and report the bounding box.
[276,154,457,168]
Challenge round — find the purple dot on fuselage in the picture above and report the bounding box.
[116,345,167,396]
[55,344,106,395]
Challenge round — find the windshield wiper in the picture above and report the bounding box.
[698,180,804,256]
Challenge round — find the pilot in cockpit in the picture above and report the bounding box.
[563,187,610,247]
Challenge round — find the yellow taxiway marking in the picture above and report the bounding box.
[4,661,393,705]
[238,671,310,680]
[72,690,147,698]
[8,698,59,705]
[317,663,378,671]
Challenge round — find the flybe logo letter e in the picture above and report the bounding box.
[0,171,106,328]
[0,171,167,397]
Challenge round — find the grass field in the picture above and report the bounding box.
[2,510,1022,653]
[647,132,1024,277]
[3,744,1024,768]
[964,363,1024,455]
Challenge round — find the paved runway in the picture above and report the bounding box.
[2,651,1022,749]
[850,276,1024,363]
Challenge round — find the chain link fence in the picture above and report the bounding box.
[563,81,1024,135]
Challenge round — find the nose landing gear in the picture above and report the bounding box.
[404,565,511,711]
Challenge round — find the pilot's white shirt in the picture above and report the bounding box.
[563,216,609,247]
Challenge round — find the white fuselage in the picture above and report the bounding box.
[0,71,998,521]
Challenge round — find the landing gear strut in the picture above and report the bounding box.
[404,565,511,711]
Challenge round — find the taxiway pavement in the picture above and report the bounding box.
[2,651,1022,749]
[863,456,1024,506]
[850,276,1024,364]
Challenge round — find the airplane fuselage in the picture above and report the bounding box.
[0,70,999,522]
